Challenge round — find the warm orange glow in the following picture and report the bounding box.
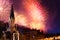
[14,12,28,26]
[14,0,47,31]
[44,38,48,40]
[49,37,54,40]
[29,22,45,30]
[55,36,60,39]
[23,0,46,31]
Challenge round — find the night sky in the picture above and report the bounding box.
[41,0,60,33]
[0,0,60,33]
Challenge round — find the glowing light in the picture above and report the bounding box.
[44,38,48,40]
[29,22,45,30]
[55,36,60,39]
[22,0,46,31]
[14,12,28,26]
[49,37,54,40]
[0,7,3,11]
[14,0,47,31]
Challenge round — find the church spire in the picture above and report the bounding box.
[10,5,14,19]
[10,5,15,33]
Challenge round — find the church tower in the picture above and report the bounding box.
[10,5,16,33]
[10,5,19,40]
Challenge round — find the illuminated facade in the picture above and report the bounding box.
[37,36,60,40]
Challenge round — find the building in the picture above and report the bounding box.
[5,5,19,40]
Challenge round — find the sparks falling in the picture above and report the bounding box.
[0,0,11,22]
[14,0,47,32]
[0,0,47,32]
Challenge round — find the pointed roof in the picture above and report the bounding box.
[10,5,14,19]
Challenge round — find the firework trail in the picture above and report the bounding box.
[0,0,48,32]
[14,0,47,32]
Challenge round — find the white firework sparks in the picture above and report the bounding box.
[0,0,11,22]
